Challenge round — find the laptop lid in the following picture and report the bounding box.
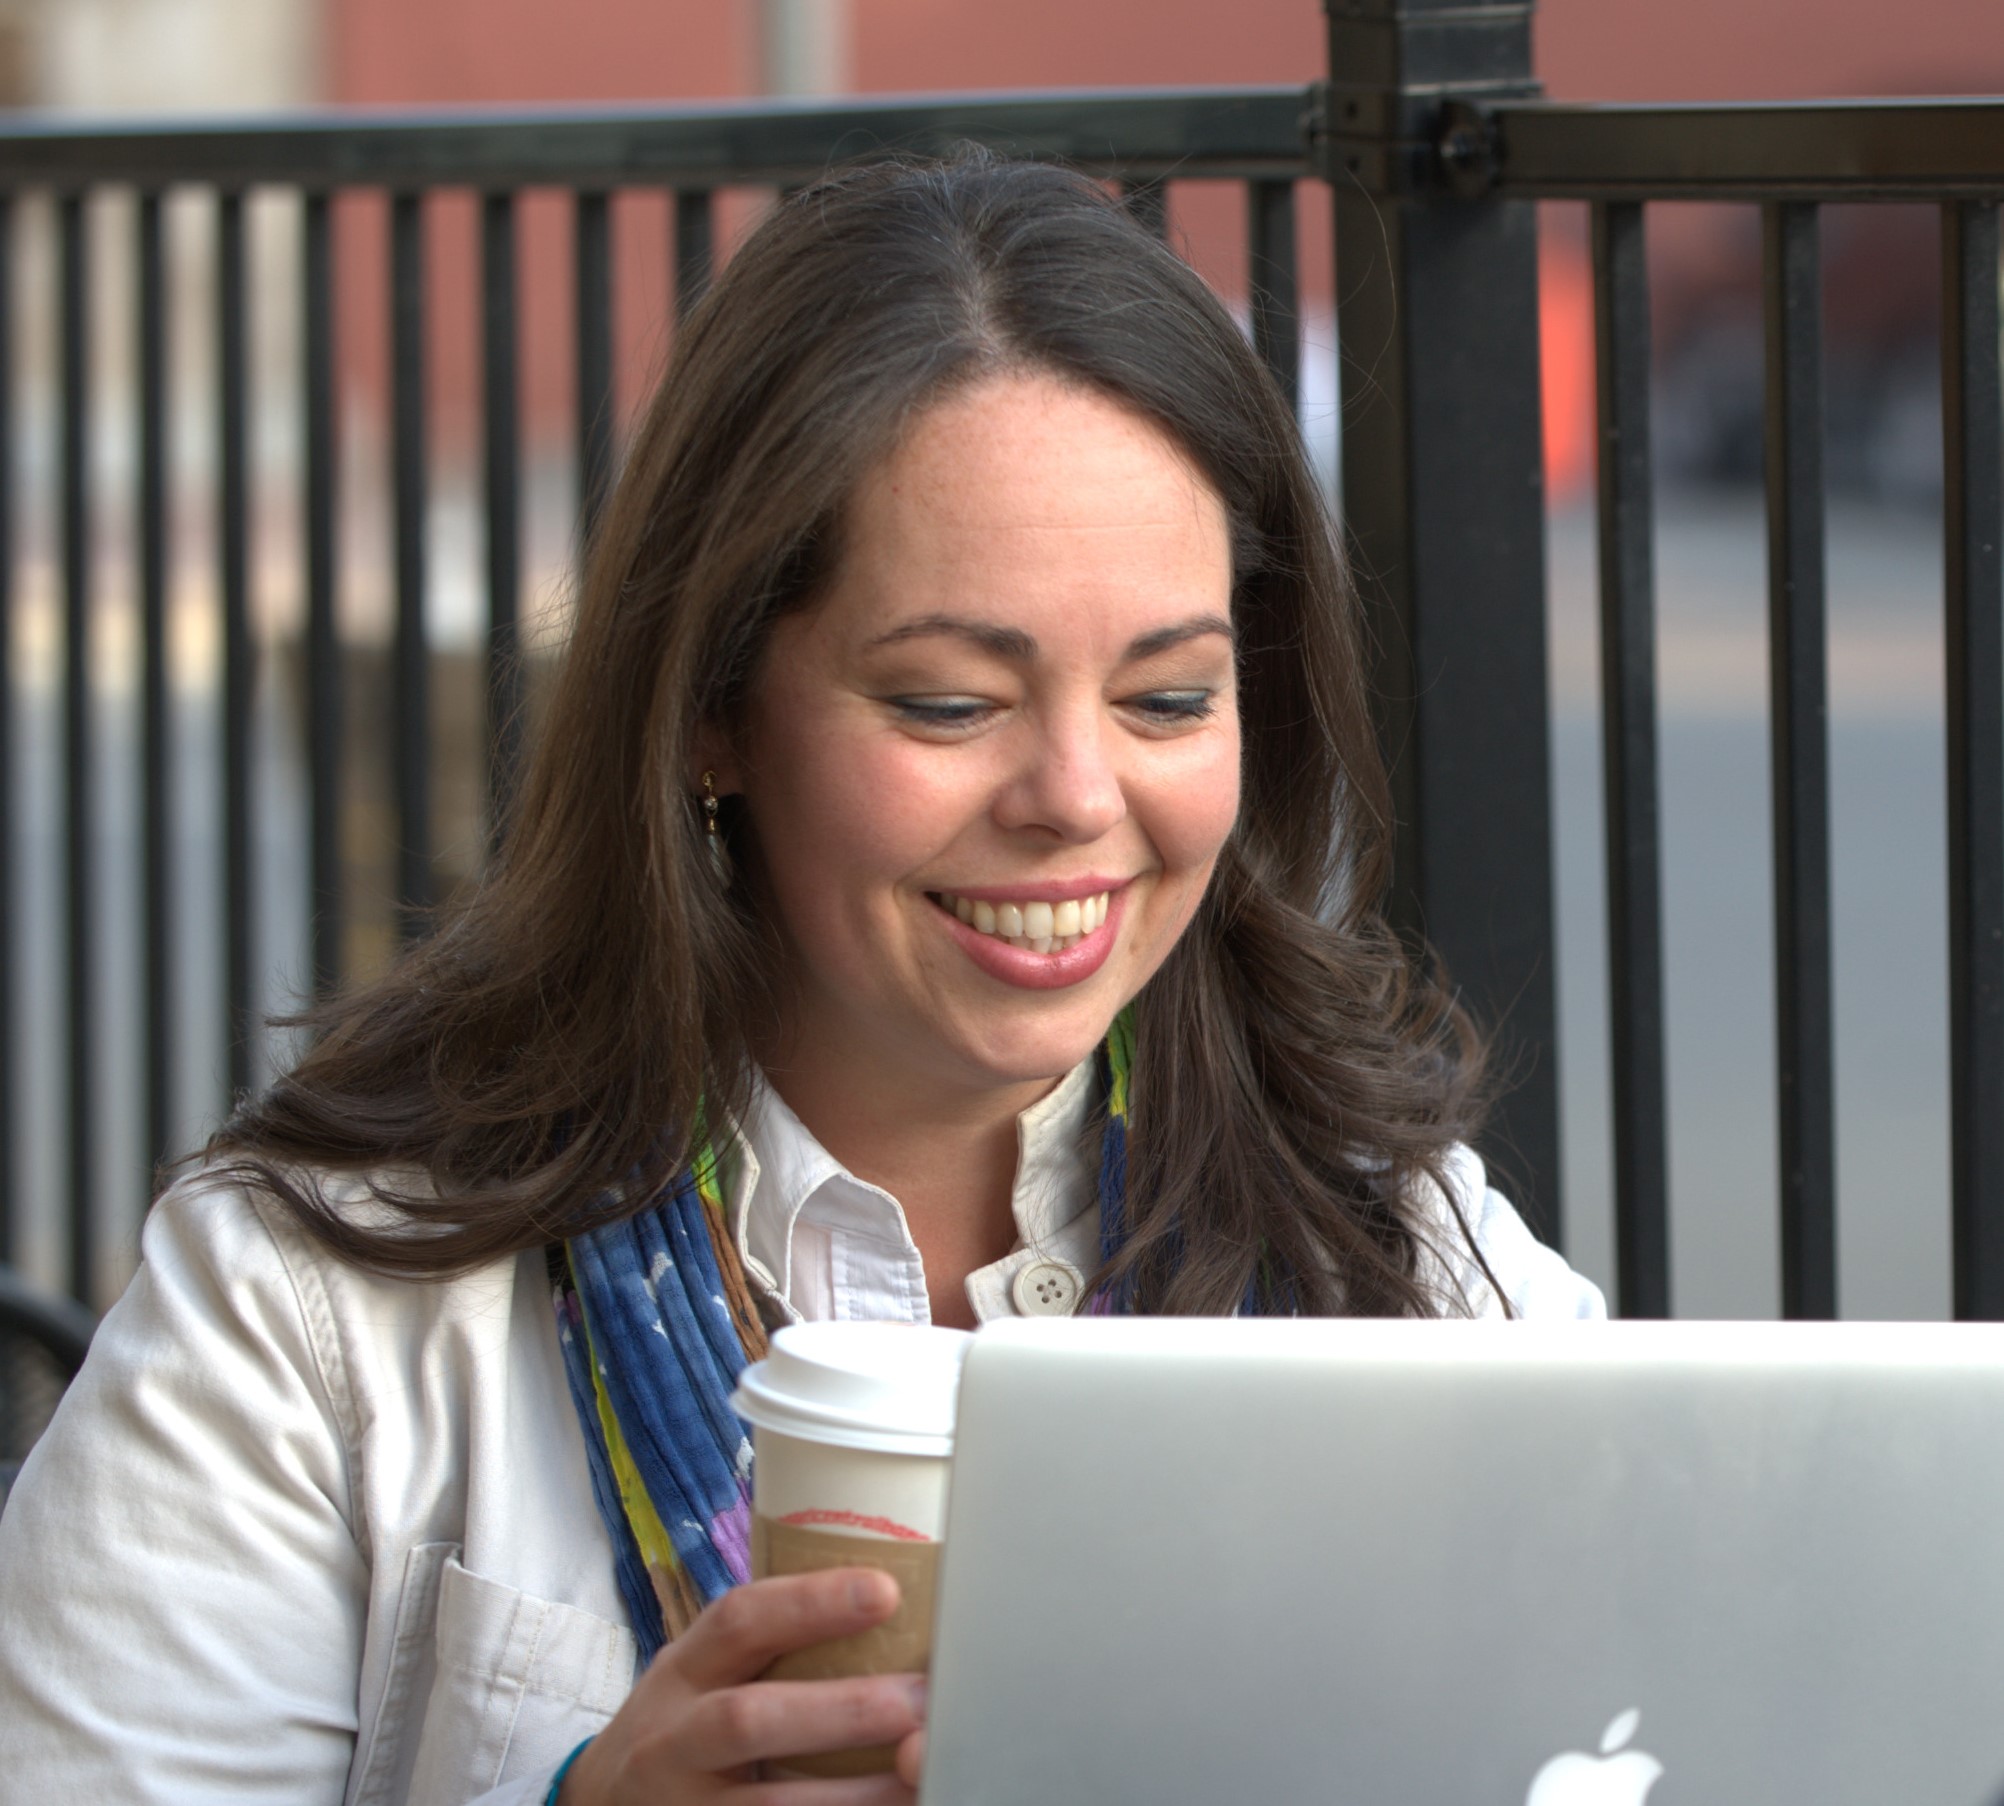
[922,1317,2004,1806]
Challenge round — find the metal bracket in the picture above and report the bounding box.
[1434,98,1502,199]
[1309,84,1512,199]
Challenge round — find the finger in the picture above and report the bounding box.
[681,1673,927,1773]
[894,1726,926,1791]
[732,1770,916,1806]
[674,1571,901,1692]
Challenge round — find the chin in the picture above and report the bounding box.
[953,1013,1119,1089]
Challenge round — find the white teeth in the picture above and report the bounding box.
[937,889,1112,954]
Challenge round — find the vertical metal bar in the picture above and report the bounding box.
[139,190,170,1182]
[1942,199,2004,1320]
[1326,0,1562,1243]
[304,190,341,997]
[59,192,92,1300]
[575,188,613,549]
[1762,200,1837,1319]
[1591,201,1670,1318]
[482,189,522,847]
[673,188,714,323]
[1246,179,1301,416]
[0,194,14,1262]
[1122,177,1169,241]
[219,189,253,1101]
[391,191,430,936]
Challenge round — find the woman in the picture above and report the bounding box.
[0,150,1601,1804]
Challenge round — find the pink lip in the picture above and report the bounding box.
[929,877,1128,905]
[932,887,1129,991]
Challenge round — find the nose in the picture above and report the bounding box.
[993,701,1128,844]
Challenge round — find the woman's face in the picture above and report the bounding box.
[716,372,1240,1109]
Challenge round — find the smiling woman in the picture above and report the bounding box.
[0,151,1604,1804]
[714,376,1243,1326]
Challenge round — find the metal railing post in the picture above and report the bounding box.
[1320,0,1564,1244]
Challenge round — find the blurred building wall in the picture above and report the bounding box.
[330,0,2004,106]
[332,0,743,104]
[1536,0,2004,101]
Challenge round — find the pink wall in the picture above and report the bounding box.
[852,0,1320,90]
[333,0,746,103]
[1535,0,2004,101]
[332,0,2004,108]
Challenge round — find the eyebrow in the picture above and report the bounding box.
[863,612,1235,663]
[1125,614,1236,660]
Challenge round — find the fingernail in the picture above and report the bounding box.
[849,1570,895,1613]
[900,1675,929,1715]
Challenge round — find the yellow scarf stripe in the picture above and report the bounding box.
[692,1138,725,1214]
[1107,1005,1136,1120]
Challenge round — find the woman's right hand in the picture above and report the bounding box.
[557,1567,927,1804]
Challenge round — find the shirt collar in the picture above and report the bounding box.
[723,1054,1100,1305]
[1007,1056,1099,1245]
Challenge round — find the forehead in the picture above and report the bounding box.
[808,373,1232,648]
[869,373,1216,526]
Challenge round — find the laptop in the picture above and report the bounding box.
[920,1316,2004,1805]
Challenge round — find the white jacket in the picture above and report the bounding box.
[0,1150,1601,1803]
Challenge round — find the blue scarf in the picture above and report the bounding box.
[552,1015,1139,1663]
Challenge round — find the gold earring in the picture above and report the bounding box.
[700,771,730,884]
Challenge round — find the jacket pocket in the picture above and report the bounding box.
[352,1541,458,1806]
[403,1556,637,1806]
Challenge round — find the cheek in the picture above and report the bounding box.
[745,708,975,904]
[1144,728,1242,880]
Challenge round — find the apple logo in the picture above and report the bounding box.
[1525,1709,1665,1806]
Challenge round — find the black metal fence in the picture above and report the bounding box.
[0,0,1998,1324]
[1465,96,2004,1319]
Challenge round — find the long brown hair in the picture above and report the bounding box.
[212,150,1492,1315]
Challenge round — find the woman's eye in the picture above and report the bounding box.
[887,696,994,729]
[1127,690,1217,724]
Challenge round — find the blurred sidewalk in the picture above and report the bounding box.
[1549,486,1952,1318]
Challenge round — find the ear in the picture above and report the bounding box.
[688,720,742,796]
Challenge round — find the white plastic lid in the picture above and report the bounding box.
[731,1321,973,1456]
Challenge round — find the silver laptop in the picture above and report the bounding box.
[921,1317,2004,1805]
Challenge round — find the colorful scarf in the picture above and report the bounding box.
[553,1014,1137,1662]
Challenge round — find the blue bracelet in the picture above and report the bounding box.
[545,1736,595,1806]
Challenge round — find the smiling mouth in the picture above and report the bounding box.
[930,889,1112,955]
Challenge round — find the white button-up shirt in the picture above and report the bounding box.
[731,1059,1102,1326]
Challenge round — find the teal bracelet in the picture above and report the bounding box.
[545,1736,594,1806]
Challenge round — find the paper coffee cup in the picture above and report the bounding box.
[730,1321,971,1777]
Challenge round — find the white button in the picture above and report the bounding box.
[1011,1258,1083,1317]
